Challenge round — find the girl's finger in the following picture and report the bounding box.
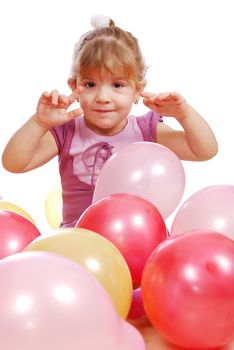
[155,93,173,100]
[76,86,84,93]
[58,94,69,106]
[51,90,60,105]
[39,91,50,103]
[68,89,80,104]
[141,92,156,99]
[68,95,77,104]
[67,108,84,120]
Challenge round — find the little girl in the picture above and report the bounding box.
[2,14,218,227]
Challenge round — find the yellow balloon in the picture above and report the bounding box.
[45,187,62,229]
[0,200,35,224]
[24,227,132,318]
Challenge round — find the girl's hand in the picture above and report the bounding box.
[35,87,84,129]
[141,92,189,121]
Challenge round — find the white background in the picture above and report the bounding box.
[0,0,233,234]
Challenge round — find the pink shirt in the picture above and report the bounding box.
[51,110,162,227]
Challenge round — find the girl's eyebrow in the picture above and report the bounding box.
[79,74,129,82]
[113,77,128,81]
[80,76,94,80]
[111,74,128,79]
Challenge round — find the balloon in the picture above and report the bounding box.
[127,288,146,320]
[171,185,234,239]
[0,199,35,224]
[142,231,234,349]
[0,252,145,350]
[77,193,167,287]
[119,321,146,350]
[45,187,62,229]
[0,210,41,259]
[93,142,185,218]
[24,227,132,319]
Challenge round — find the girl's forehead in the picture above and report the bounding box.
[78,68,129,81]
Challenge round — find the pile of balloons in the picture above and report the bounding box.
[76,144,234,349]
[1,142,234,349]
[0,199,145,349]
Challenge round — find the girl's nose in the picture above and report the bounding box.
[96,87,111,103]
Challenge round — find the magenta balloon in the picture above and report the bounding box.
[127,288,146,320]
[171,185,234,239]
[142,231,234,349]
[93,142,185,218]
[0,252,145,350]
[77,193,168,287]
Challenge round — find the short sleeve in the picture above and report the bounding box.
[50,119,76,155]
[136,110,163,142]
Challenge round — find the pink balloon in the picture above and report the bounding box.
[93,142,185,218]
[77,193,168,287]
[142,231,234,349]
[127,288,146,320]
[0,252,145,350]
[171,185,234,239]
[120,321,146,349]
[0,210,41,259]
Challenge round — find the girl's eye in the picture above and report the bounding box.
[84,82,95,88]
[113,82,124,88]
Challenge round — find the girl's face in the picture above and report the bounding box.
[76,70,139,135]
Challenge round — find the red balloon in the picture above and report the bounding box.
[127,288,146,320]
[76,193,167,287]
[0,210,41,259]
[142,230,234,349]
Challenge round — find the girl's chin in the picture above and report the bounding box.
[85,119,125,135]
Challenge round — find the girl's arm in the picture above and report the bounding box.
[141,92,218,161]
[2,89,84,173]
[2,116,58,172]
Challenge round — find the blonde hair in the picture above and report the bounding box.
[69,16,146,90]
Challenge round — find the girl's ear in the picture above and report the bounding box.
[134,79,147,102]
[141,79,147,93]
[140,79,147,93]
[67,78,77,91]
